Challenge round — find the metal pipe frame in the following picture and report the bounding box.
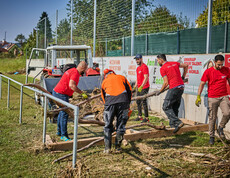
[0,74,79,168]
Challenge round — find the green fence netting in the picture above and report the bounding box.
[148,32,177,55]
[106,23,229,56]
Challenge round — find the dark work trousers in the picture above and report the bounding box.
[163,87,184,128]
[103,102,129,148]
[136,87,149,118]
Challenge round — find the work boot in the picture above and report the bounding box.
[141,118,149,123]
[173,122,184,133]
[104,132,112,154]
[217,127,226,140]
[115,133,123,153]
[135,116,143,121]
[209,137,215,145]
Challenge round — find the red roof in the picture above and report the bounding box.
[0,48,8,52]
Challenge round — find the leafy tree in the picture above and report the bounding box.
[57,18,71,45]
[36,12,53,48]
[23,29,36,57]
[196,0,230,27]
[136,5,190,34]
[15,34,26,46]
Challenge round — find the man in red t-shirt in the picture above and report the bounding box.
[196,54,230,145]
[52,61,88,141]
[157,54,188,133]
[133,54,150,123]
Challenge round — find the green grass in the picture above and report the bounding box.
[0,60,229,177]
[0,57,26,74]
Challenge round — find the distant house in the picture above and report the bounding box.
[0,40,22,56]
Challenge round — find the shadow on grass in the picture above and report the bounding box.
[124,142,170,178]
[146,131,210,149]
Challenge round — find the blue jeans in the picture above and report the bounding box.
[52,90,69,137]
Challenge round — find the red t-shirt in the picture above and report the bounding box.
[201,66,230,98]
[160,62,184,89]
[136,63,150,89]
[54,68,80,96]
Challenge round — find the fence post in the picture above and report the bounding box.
[105,38,107,56]
[131,0,135,56]
[206,0,213,54]
[123,36,125,56]
[7,79,10,109]
[145,32,148,55]
[224,21,228,53]
[177,27,180,54]
[72,106,79,168]
[42,96,47,144]
[0,75,2,100]
[19,85,23,124]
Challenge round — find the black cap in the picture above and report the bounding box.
[134,54,142,59]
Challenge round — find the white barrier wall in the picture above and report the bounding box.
[94,54,230,132]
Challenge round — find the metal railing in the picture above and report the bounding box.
[0,74,79,168]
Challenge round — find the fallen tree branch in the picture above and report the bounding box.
[52,122,165,164]
[24,83,105,126]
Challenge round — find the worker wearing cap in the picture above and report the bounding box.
[133,54,150,123]
[101,69,132,153]
[52,61,88,141]
[156,54,188,133]
[196,54,230,145]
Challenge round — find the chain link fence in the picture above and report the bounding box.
[35,0,230,56]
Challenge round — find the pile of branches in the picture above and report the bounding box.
[70,88,104,121]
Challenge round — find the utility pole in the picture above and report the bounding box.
[4,31,6,41]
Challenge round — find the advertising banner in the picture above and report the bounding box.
[95,54,229,95]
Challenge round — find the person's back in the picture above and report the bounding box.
[160,61,184,89]
[54,67,80,96]
[101,69,132,153]
[101,73,131,106]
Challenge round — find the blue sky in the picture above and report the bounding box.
[0,0,208,43]
[0,0,69,42]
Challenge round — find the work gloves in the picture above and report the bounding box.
[138,86,143,93]
[195,95,201,107]
[81,93,88,99]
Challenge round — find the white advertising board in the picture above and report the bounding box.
[94,54,221,95]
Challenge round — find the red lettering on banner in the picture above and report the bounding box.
[128,65,136,70]
[188,66,192,69]
[109,60,120,65]
[189,70,199,74]
[109,66,121,71]
[184,58,196,61]
[128,71,136,75]
[192,62,202,66]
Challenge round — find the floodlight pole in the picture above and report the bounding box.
[71,0,73,58]
[131,0,135,56]
[93,0,97,57]
[206,0,213,54]
[56,10,58,45]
